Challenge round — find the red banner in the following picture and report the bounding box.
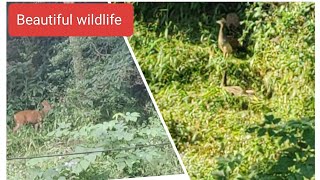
[8,3,133,36]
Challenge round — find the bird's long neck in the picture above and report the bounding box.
[220,70,227,87]
[218,23,225,43]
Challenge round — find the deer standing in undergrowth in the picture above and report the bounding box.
[13,100,52,133]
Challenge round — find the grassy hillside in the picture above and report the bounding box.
[130,2,315,179]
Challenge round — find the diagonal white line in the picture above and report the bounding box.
[124,37,190,179]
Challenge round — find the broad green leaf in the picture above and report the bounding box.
[116,161,126,171]
[84,153,97,163]
[72,163,83,175]
[79,159,90,171]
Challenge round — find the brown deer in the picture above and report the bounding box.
[13,100,52,133]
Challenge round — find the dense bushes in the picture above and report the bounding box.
[7,36,183,179]
[130,2,314,179]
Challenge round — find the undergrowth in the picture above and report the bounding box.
[130,2,315,179]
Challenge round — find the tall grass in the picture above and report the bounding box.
[130,2,314,179]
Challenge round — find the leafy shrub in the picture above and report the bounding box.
[8,113,181,179]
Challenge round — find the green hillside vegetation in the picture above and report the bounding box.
[7,37,182,179]
[130,2,315,179]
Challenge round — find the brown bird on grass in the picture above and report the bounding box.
[216,17,255,96]
[216,18,232,88]
[216,18,233,59]
[220,67,255,97]
[217,16,242,57]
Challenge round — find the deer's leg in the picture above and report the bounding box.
[13,123,22,133]
[34,117,43,131]
[34,122,43,131]
[34,123,39,131]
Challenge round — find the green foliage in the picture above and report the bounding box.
[130,2,314,179]
[7,37,183,178]
[7,37,146,122]
[7,37,65,116]
[8,113,180,179]
[247,115,314,179]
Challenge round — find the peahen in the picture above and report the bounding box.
[216,18,233,59]
[216,17,254,96]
